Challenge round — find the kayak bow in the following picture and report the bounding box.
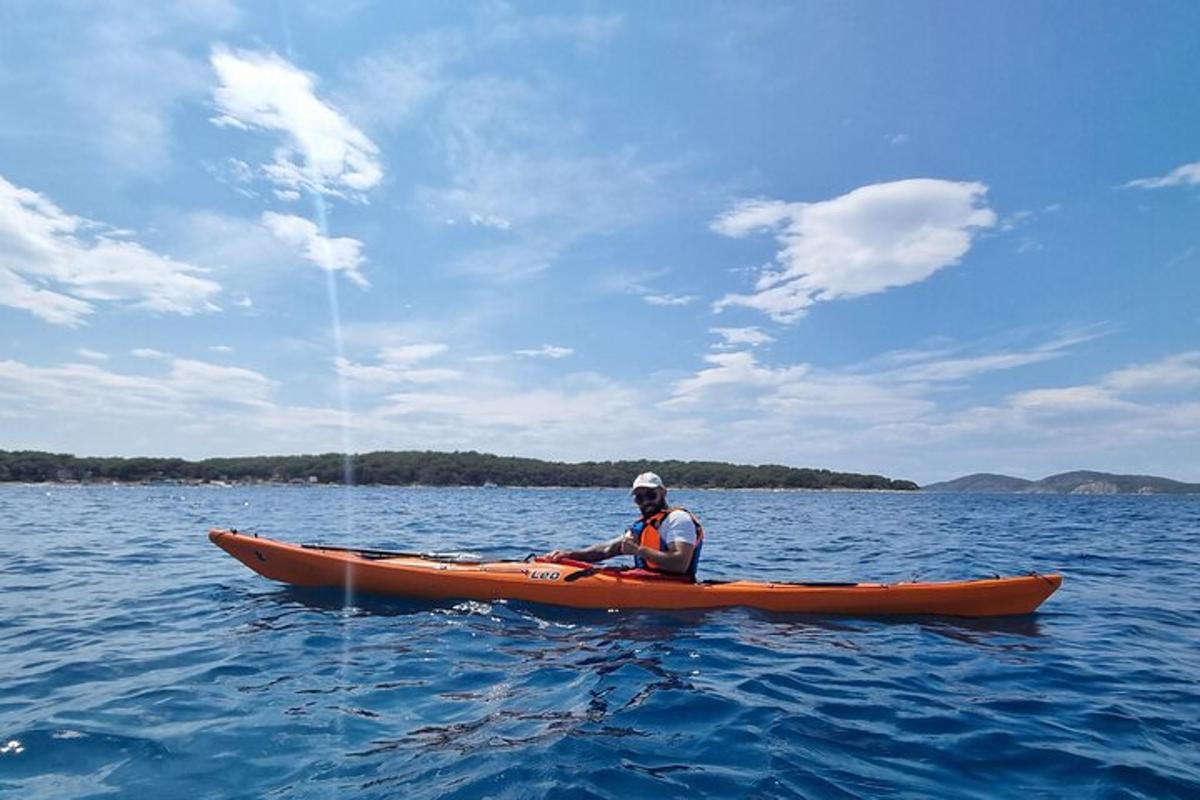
[208,528,1061,617]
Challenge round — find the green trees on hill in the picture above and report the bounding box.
[0,449,918,490]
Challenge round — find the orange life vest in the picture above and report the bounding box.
[632,506,704,576]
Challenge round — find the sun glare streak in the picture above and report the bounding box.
[281,5,358,746]
[275,5,357,493]
[308,191,357,489]
[311,192,357,765]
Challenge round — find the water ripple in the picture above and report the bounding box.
[1,485,1198,798]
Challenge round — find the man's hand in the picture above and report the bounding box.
[619,533,640,556]
[543,534,626,564]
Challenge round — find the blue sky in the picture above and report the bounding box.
[1,1,1198,484]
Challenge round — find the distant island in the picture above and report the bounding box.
[0,449,919,491]
[921,470,1200,495]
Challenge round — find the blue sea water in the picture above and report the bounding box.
[1,485,1198,799]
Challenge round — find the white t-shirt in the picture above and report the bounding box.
[656,509,698,546]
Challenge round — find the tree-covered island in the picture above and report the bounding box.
[0,449,918,491]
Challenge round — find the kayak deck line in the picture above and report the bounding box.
[208,528,1063,617]
[296,541,1030,591]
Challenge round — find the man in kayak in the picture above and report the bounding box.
[542,472,704,577]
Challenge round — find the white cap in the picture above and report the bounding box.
[630,472,665,493]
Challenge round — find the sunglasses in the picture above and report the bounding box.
[633,489,660,502]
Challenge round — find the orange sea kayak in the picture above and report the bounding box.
[209,529,1062,617]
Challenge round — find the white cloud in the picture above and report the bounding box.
[336,343,460,386]
[0,354,388,457]
[76,349,109,361]
[209,345,234,353]
[1102,351,1200,393]
[336,5,621,133]
[50,5,239,176]
[338,361,463,385]
[1123,161,1200,190]
[643,293,697,306]
[469,213,513,230]
[589,270,702,309]
[661,350,808,409]
[876,363,1194,474]
[226,158,254,182]
[1165,246,1197,269]
[712,179,997,322]
[0,355,271,419]
[5,336,1199,483]
[132,348,169,359]
[338,35,458,130]
[999,210,1033,232]
[661,348,936,425]
[380,343,448,365]
[336,319,515,360]
[514,345,573,359]
[0,268,93,326]
[416,73,683,281]
[711,327,774,348]
[167,358,273,407]
[885,349,1064,383]
[329,16,677,283]
[660,349,931,425]
[0,174,221,325]
[645,329,1200,481]
[664,330,1096,423]
[859,328,1105,383]
[451,240,560,281]
[370,376,645,453]
[68,240,222,312]
[204,158,260,199]
[762,375,935,422]
[424,140,672,235]
[340,2,622,128]
[709,197,798,237]
[210,47,382,200]
[872,350,1200,474]
[261,212,368,287]
[1007,385,1130,412]
[478,4,624,48]
[166,210,309,302]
